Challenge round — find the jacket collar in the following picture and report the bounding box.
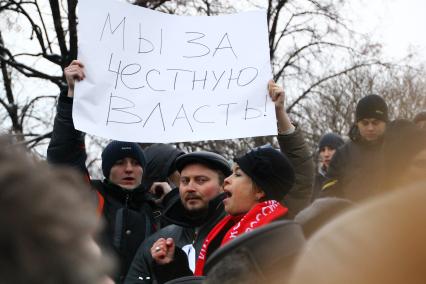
[102,179,152,205]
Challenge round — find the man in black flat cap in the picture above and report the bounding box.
[321,94,389,202]
[124,151,231,284]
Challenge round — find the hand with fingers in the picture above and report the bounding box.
[151,238,175,265]
[268,79,285,110]
[149,182,173,205]
[64,60,85,98]
[267,79,293,134]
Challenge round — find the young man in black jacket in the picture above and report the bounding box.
[321,94,389,201]
[47,60,160,283]
[124,151,231,284]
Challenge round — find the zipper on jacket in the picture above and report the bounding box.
[125,193,130,208]
[193,229,199,245]
[123,192,130,244]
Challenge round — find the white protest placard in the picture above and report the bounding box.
[74,0,277,143]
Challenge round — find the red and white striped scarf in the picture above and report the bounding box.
[194,200,287,275]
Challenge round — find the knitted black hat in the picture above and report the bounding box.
[101,141,146,178]
[318,133,344,151]
[356,95,388,122]
[234,146,295,201]
[175,151,232,177]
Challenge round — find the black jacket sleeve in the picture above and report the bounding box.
[152,247,193,284]
[278,127,315,218]
[47,89,88,176]
[124,237,157,284]
[125,224,195,284]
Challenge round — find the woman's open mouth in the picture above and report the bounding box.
[223,191,232,202]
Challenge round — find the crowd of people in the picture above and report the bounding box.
[1,59,425,284]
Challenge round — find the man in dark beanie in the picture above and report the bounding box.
[47,60,162,283]
[356,94,388,123]
[311,133,344,201]
[101,141,146,189]
[321,94,389,202]
[354,94,388,142]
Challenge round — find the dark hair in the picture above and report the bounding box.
[235,146,295,201]
[215,169,226,186]
[0,137,111,284]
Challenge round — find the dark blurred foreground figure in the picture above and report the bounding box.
[295,197,353,239]
[413,110,426,129]
[380,119,426,191]
[289,182,426,284]
[203,220,305,284]
[0,137,113,284]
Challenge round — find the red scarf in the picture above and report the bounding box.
[194,200,287,275]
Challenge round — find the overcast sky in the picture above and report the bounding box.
[347,0,426,63]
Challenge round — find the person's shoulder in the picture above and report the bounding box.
[90,179,106,193]
[335,141,356,156]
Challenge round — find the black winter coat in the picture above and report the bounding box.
[320,139,383,201]
[124,191,226,284]
[47,91,159,283]
[278,127,314,218]
[311,166,327,202]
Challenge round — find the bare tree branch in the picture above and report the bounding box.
[20,95,56,126]
[49,0,68,66]
[287,61,383,112]
[67,0,78,64]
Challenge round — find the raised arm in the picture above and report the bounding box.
[268,80,294,134]
[268,80,314,218]
[47,60,89,176]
